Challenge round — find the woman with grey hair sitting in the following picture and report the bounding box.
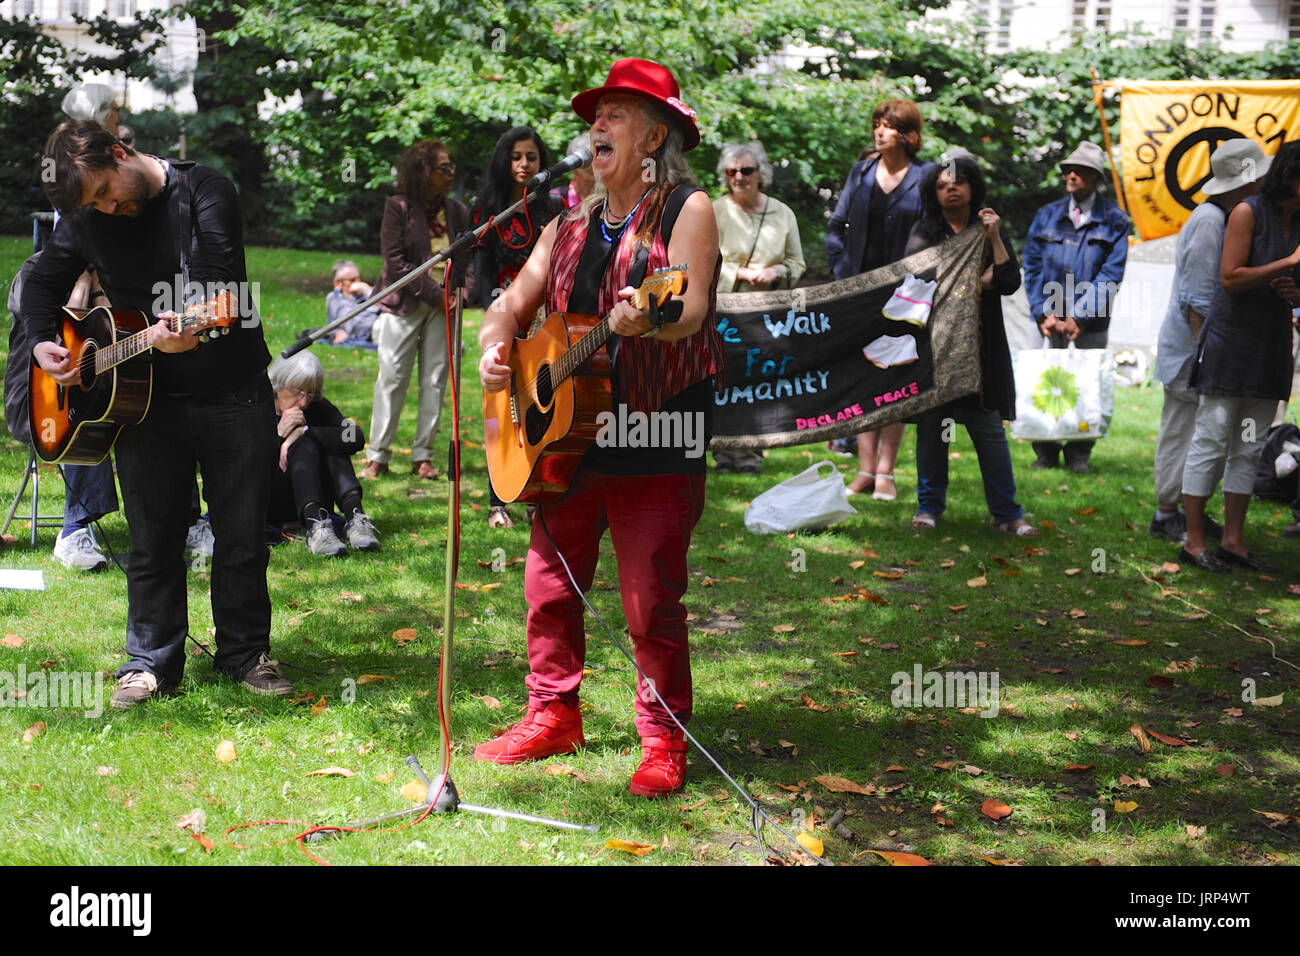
[712,139,805,474]
[268,351,380,556]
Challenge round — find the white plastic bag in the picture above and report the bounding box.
[1011,341,1115,441]
[744,461,858,534]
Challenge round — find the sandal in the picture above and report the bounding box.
[488,506,513,529]
[995,519,1040,538]
[911,512,938,530]
[846,471,874,496]
[872,473,897,502]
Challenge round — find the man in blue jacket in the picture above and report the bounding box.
[1022,141,1130,473]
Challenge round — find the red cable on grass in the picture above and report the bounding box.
[225,269,461,865]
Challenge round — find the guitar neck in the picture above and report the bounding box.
[551,317,612,386]
[94,324,160,376]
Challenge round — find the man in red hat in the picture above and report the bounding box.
[474,59,723,797]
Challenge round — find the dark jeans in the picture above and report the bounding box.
[61,459,119,531]
[1030,328,1108,465]
[915,405,1023,523]
[114,376,277,685]
[269,435,362,523]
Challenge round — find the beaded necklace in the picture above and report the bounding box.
[599,187,652,244]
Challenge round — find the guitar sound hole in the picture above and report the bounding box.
[79,342,98,390]
[524,401,553,446]
[535,363,554,409]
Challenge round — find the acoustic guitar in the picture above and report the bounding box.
[483,267,687,503]
[29,291,238,465]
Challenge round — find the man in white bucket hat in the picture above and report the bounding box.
[1022,140,1131,473]
[1149,138,1270,548]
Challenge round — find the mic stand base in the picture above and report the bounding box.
[303,755,597,842]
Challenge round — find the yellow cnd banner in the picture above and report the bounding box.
[1119,80,1300,240]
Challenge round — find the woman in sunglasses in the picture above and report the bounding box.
[362,139,474,482]
[712,139,805,475]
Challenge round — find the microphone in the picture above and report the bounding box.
[525,147,592,190]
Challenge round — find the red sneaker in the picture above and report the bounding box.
[472,700,584,765]
[628,730,688,797]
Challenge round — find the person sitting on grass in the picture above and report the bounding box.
[326,258,380,348]
[268,351,380,557]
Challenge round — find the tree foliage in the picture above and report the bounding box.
[8,3,1300,261]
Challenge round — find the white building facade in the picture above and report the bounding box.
[4,0,200,112]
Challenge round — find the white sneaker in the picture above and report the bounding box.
[53,527,109,572]
[186,518,215,559]
[344,511,381,552]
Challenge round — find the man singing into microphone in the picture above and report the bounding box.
[25,121,291,708]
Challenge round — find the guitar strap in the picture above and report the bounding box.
[613,184,694,366]
[173,161,197,306]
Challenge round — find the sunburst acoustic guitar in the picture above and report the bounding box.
[29,291,238,465]
[483,266,687,503]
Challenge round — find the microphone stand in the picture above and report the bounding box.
[284,187,539,359]
[305,186,597,842]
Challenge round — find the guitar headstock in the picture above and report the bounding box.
[631,264,688,310]
[173,290,239,339]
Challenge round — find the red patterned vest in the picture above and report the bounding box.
[544,186,724,413]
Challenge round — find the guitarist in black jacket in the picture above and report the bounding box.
[25,120,292,709]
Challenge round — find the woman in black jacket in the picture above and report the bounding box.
[269,352,380,557]
[903,155,1037,537]
[826,100,935,501]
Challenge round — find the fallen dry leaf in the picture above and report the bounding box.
[1064,764,1094,773]
[1215,763,1235,777]
[392,628,418,647]
[1223,707,1243,717]
[886,764,906,772]
[1066,608,1087,619]
[175,809,206,832]
[356,674,395,685]
[873,570,903,580]
[214,739,237,763]
[967,575,988,588]
[307,767,356,778]
[192,832,216,853]
[1064,568,1082,576]
[932,760,957,770]
[801,694,830,712]
[544,763,590,783]
[869,849,932,866]
[310,696,329,717]
[813,774,875,795]
[848,560,866,570]
[1114,639,1150,647]
[1254,810,1299,827]
[1119,774,1152,788]
[795,832,824,857]
[473,694,502,710]
[400,780,427,803]
[1129,724,1152,753]
[21,721,46,744]
[1114,800,1138,813]
[2,634,24,648]
[1160,561,1181,574]
[1146,728,1188,747]
[1254,693,1284,707]
[1185,824,1206,838]
[605,839,654,857]
[960,765,984,776]
[340,590,364,602]
[980,799,1012,820]
[1145,675,1175,689]
[773,624,796,634]
[96,766,118,777]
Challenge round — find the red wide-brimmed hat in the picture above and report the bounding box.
[571,58,700,151]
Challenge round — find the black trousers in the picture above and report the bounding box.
[114,377,277,684]
[269,434,362,525]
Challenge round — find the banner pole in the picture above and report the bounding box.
[1091,68,1130,217]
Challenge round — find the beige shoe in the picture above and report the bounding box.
[110,670,162,710]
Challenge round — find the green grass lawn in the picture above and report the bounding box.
[1,234,1297,866]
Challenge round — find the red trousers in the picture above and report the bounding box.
[524,470,706,737]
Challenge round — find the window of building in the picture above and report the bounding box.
[1290,0,1300,39]
[1198,0,1216,39]
[1173,0,1190,30]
